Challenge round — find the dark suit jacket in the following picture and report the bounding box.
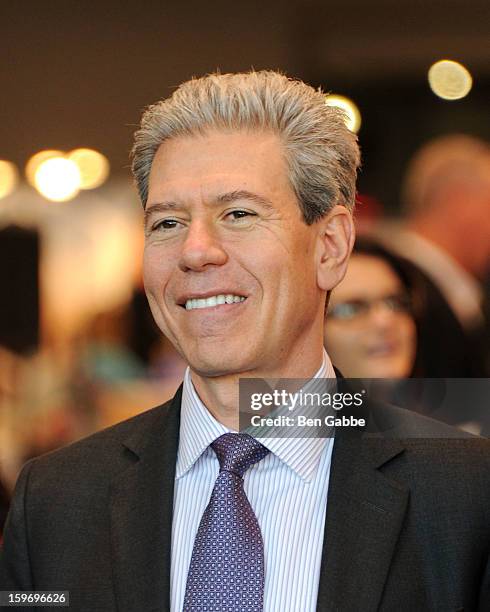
[0,478,9,538]
[0,386,489,611]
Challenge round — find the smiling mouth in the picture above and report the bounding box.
[181,294,247,311]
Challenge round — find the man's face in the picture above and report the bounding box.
[143,129,327,377]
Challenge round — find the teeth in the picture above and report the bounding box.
[185,294,246,310]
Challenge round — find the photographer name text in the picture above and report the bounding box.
[250,414,365,427]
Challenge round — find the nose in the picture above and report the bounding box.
[178,219,228,272]
[369,302,398,329]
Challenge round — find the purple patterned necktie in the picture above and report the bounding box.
[183,433,270,611]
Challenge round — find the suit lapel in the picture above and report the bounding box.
[107,375,409,611]
[317,434,409,611]
[110,388,182,612]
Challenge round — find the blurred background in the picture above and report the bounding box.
[1,0,489,515]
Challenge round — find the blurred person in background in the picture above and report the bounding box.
[80,306,147,385]
[382,134,490,375]
[324,237,482,378]
[324,237,489,432]
[324,238,417,379]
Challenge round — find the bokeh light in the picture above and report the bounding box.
[25,150,64,187]
[428,60,473,100]
[34,157,81,202]
[325,94,361,133]
[68,148,110,190]
[0,160,19,200]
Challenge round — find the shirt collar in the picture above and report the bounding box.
[176,350,335,482]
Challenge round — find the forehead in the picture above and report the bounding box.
[332,255,403,302]
[147,129,294,206]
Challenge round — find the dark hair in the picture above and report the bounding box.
[349,237,476,377]
[352,237,424,314]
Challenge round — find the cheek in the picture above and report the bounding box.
[279,256,320,311]
[143,248,171,295]
[397,316,417,347]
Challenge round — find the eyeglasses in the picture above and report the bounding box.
[328,294,412,321]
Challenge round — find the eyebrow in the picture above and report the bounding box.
[216,190,275,211]
[144,202,177,227]
[144,190,275,226]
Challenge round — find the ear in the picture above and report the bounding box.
[316,205,355,291]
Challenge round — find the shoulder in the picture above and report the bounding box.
[362,401,490,487]
[363,404,489,502]
[20,392,180,494]
[367,399,482,439]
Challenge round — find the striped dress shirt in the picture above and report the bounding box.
[170,351,335,612]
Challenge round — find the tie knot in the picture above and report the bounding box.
[211,433,269,477]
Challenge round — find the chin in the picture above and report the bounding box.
[186,352,252,378]
[364,358,410,379]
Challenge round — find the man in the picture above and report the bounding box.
[1,71,489,611]
[0,477,9,542]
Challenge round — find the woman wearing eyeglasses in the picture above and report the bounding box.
[325,238,418,379]
[325,235,485,380]
[324,237,488,432]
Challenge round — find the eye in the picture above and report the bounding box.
[225,209,256,222]
[329,300,368,320]
[152,218,181,232]
[383,294,412,313]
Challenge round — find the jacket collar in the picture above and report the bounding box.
[109,384,407,612]
[110,387,182,612]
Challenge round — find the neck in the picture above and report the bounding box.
[190,346,325,430]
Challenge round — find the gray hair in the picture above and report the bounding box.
[131,70,360,224]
